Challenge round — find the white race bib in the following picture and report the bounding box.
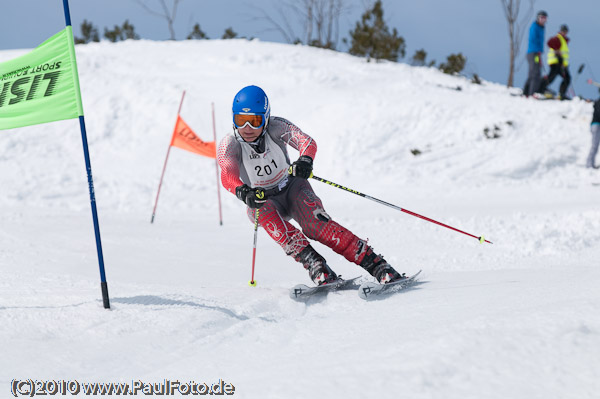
[240,134,289,189]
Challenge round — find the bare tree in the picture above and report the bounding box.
[255,0,347,49]
[255,4,299,44]
[303,0,346,48]
[135,0,183,40]
[304,0,314,44]
[500,0,535,87]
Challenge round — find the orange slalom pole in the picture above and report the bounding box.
[151,90,186,223]
[211,103,223,226]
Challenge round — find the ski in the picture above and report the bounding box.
[509,89,559,100]
[358,270,422,300]
[289,276,361,300]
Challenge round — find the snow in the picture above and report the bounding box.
[1,38,600,398]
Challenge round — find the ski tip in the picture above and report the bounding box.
[357,282,378,300]
[289,284,311,300]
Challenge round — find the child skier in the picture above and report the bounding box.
[217,85,406,285]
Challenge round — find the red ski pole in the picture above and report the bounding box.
[588,78,600,88]
[248,209,260,286]
[310,174,493,244]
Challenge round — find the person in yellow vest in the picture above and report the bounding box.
[539,24,571,100]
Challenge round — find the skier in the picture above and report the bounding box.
[217,85,406,286]
[523,10,548,97]
[539,24,571,100]
[586,92,600,169]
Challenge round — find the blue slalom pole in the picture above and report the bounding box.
[63,0,110,309]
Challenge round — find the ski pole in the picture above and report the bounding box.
[310,174,493,244]
[569,64,585,98]
[588,79,600,89]
[248,209,260,287]
[573,64,585,87]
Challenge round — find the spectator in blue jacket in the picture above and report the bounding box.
[523,10,548,96]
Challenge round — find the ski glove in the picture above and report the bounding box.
[236,184,267,209]
[289,155,313,179]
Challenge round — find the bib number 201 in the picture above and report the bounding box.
[255,160,278,176]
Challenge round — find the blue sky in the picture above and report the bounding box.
[2,0,599,99]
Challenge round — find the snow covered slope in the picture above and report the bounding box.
[1,39,599,399]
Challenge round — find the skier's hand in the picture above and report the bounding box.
[246,187,267,209]
[534,53,540,64]
[289,155,313,179]
[235,184,251,202]
[236,185,267,209]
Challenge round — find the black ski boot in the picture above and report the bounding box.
[360,247,405,284]
[295,245,338,286]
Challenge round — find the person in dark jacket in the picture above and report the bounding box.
[523,10,548,97]
[586,93,600,168]
[539,25,571,100]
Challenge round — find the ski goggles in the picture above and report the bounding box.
[233,113,266,129]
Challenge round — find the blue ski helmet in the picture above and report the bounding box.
[232,85,271,133]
